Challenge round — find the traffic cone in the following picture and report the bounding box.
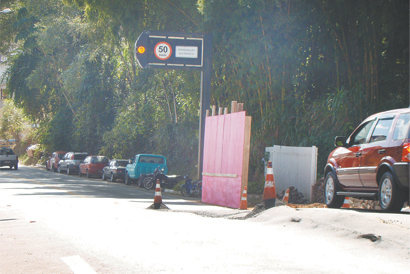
[263,161,277,209]
[282,188,290,205]
[154,179,162,209]
[239,186,248,210]
[342,197,350,208]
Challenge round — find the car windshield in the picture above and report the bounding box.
[74,154,87,160]
[139,156,164,164]
[116,161,128,167]
[0,148,15,155]
[91,156,109,164]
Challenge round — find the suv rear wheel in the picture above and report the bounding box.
[324,172,345,208]
[379,171,405,213]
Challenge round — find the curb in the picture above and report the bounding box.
[164,189,179,194]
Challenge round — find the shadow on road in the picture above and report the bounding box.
[0,165,199,202]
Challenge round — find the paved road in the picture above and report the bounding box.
[0,165,247,274]
[1,166,409,274]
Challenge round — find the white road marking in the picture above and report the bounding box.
[61,255,97,274]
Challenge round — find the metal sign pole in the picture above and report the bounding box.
[197,33,212,180]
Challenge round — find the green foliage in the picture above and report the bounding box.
[1,0,408,189]
[0,99,26,142]
[248,180,264,195]
[153,121,199,175]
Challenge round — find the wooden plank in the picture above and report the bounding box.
[202,172,238,178]
[231,101,237,113]
[212,105,217,116]
[224,107,228,115]
[241,116,252,191]
[206,109,210,116]
[218,107,223,116]
[238,103,244,112]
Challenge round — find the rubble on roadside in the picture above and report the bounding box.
[277,186,309,204]
[311,177,325,203]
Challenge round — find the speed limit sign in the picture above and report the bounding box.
[154,42,172,60]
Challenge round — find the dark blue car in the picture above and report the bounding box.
[102,159,128,182]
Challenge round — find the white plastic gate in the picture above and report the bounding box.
[265,145,318,202]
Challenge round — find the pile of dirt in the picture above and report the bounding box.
[287,203,326,208]
[277,186,309,204]
[311,177,325,203]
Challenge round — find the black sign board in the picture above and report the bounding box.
[134,31,205,70]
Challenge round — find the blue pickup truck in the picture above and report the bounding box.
[124,154,168,185]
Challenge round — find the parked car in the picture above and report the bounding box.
[125,154,168,185]
[58,152,88,175]
[324,108,410,213]
[46,151,67,171]
[79,155,110,178]
[0,147,18,170]
[102,159,128,182]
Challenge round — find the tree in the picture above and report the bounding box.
[1,0,408,182]
[0,99,26,143]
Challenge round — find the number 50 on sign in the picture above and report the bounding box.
[154,42,172,60]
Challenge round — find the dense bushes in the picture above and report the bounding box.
[1,0,408,188]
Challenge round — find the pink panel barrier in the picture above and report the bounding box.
[202,111,246,208]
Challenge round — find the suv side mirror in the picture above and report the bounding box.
[335,136,347,147]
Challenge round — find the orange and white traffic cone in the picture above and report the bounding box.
[263,161,277,209]
[341,197,350,208]
[154,179,162,209]
[282,188,290,205]
[239,186,248,210]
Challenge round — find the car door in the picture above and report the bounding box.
[359,117,395,188]
[80,157,90,174]
[104,161,113,176]
[337,120,375,187]
[130,156,138,178]
[60,153,69,170]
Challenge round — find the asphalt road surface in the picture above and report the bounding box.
[1,165,409,274]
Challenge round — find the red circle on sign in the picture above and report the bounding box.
[154,42,172,60]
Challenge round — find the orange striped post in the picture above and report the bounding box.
[341,197,350,209]
[282,188,290,205]
[154,179,162,209]
[263,161,277,209]
[239,186,248,210]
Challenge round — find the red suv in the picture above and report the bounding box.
[324,108,409,213]
[46,151,67,172]
[79,155,110,178]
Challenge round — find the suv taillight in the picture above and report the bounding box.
[402,143,410,162]
[71,155,74,160]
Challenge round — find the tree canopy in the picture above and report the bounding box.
[0,0,408,185]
